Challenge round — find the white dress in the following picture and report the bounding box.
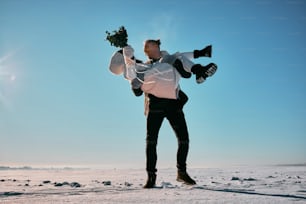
[109,46,196,99]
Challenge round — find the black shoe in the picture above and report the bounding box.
[173,59,192,78]
[143,172,156,188]
[191,63,217,84]
[204,63,217,77]
[177,171,196,185]
[194,45,212,58]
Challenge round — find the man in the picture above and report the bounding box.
[132,39,211,188]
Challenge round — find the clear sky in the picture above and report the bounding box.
[1,0,305,168]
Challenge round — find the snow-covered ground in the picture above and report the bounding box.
[1,165,305,203]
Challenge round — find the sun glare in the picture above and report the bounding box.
[0,50,19,82]
[0,51,19,108]
[10,75,16,81]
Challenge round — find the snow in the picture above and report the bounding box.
[0,165,305,203]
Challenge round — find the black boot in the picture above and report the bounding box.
[173,59,191,78]
[191,63,217,84]
[143,172,156,188]
[204,63,217,77]
[177,170,196,185]
[194,45,212,58]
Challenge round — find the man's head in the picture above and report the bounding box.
[144,39,161,60]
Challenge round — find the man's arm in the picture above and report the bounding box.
[132,87,143,96]
[131,78,143,96]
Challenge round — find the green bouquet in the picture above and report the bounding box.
[105,26,128,48]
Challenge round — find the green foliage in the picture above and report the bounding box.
[105,26,128,48]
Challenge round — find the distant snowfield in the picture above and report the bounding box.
[1,166,305,203]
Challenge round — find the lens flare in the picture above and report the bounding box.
[10,75,16,81]
[0,50,18,108]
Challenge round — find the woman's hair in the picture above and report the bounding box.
[144,39,161,46]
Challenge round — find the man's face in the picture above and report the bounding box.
[144,42,159,58]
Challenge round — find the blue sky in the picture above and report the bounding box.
[0,0,305,168]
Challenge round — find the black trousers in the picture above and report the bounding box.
[146,94,189,173]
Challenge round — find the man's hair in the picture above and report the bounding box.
[144,39,161,46]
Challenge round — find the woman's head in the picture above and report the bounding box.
[144,39,161,59]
